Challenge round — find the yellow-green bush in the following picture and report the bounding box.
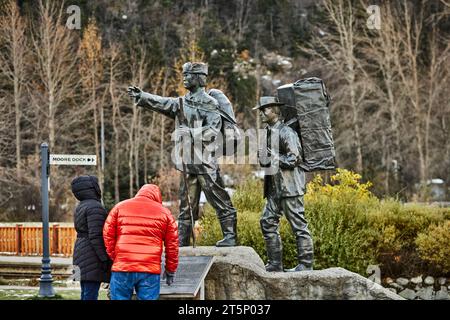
[198,179,267,260]
[197,169,450,276]
[229,178,265,213]
[304,170,380,273]
[416,221,450,273]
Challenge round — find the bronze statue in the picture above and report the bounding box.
[127,62,237,247]
[255,96,314,272]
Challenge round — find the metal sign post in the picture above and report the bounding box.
[39,142,55,297]
[38,145,97,297]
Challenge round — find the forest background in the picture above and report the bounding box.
[0,0,449,221]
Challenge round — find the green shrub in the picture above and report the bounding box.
[230,178,265,213]
[305,170,380,273]
[416,221,450,273]
[366,201,447,276]
[197,178,267,260]
[198,206,286,265]
[198,169,450,276]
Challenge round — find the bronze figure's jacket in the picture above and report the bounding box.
[262,120,305,199]
[137,89,221,175]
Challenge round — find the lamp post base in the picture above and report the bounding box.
[38,258,55,297]
[38,279,55,297]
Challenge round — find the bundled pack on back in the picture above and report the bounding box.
[277,77,335,171]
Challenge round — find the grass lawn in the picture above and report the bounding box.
[0,288,109,300]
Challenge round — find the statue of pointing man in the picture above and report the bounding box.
[127,62,238,247]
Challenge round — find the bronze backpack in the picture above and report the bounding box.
[277,78,336,172]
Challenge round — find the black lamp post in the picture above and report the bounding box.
[39,142,55,297]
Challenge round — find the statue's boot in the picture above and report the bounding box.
[215,216,237,247]
[285,237,314,272]
[264,237,283,272]
[178,220,192,247]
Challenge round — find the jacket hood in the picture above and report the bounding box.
[135,184,162,203]
[71,175,101,201]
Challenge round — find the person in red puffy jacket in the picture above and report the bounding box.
[103,184,179,300]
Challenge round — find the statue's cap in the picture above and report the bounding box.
[253,96,284,110]
[182,62,208,76]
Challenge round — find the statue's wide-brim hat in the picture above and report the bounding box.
[253,96,284,110]
[182,62,208,76]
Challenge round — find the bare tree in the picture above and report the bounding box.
[30,0,78,150]
[0,0,28,180]
[78,19,105,189]
[424,23,449,177]
[142,68,165,184]
[393,1,427,184]
[107,42,125,202]
[380,0,448,188]
[301,0,368,173]
[120,43,150,197]
[219,0,254,47]
[361,2,405,192]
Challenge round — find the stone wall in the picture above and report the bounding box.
[180,246,402,300]
[383,276,449,300]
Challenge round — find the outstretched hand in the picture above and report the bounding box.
[127,85,142,101]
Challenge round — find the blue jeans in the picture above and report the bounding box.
[110,272,160,300]
[80,281,101,300]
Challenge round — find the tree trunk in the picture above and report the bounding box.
[14,80,21,181]
[128,139,133,198]
[92,86,101,191]
[114,117,120,203]
[49,96,55,148]
[159,71,169,169]
[111,78,120,203]
[144,112,156,184]
[100,102,105,192]
[349,74,363,173]
[415,122,426,184]
[381,133,390,194]
[160,114,165,168]
[135,109,141,190]
[144,140,148,184]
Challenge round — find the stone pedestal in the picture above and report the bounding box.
[180,246,403,300]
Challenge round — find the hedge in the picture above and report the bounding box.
[197,169,450,277]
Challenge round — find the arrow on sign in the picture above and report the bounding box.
[50,154,97,166]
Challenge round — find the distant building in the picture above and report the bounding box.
[427,178,447,201]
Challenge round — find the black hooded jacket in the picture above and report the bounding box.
[71,176,111,283]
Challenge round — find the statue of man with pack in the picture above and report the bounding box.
[255,77,335,272]
[127,62,240,247]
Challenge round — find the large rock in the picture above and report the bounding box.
[398,288,416,300]
[417,286,434,300]
[396,277,409,286]
[388,282,403,291]
[411,275,423,285]
[424,276,435,286]
[180,246,403,300]
[435,287,450,300]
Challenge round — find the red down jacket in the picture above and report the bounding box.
[103,184,178,274]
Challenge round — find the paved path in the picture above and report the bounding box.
[0,255,71,265]
[0,285,81,291]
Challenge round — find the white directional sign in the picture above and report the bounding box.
[49,154,97,166]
